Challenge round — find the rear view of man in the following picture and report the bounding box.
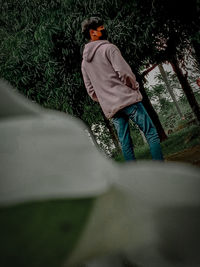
[81,17,163,161]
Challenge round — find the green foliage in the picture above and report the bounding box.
[151,0,200,64]
[1,0,200,157]
[0,0,160,156]
[91,122,116,156]
[0,0,86,116]
[148,94,199,133]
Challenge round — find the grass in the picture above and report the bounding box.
[0,198,94,267]
[160,124,200,157]
[114,124,200,162]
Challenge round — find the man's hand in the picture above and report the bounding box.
[134,81,140,90]
[118,72,139,90]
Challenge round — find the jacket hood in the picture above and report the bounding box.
[82,40,110,62]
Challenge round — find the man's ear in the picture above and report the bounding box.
[89,29,95,37]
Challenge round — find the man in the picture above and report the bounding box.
[81,17,163,161]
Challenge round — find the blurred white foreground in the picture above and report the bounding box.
[0,80,200,267]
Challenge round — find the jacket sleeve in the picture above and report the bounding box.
[107,45,139,90]
[81,66,99,102]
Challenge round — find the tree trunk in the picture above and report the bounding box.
[101,111,122,153]
[137,75,168,142]
[170,56,200,124]
[158,64,184,119]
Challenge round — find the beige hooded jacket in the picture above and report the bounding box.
[81,40,143,119]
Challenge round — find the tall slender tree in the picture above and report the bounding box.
[158,64,184,119]
[149,0,200,123]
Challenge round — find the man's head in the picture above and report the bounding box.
[81,17,108,41]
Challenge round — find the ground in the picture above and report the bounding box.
[166,144,200,167]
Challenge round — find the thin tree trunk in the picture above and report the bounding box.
[170,56,200,124]
[101,111,122,153]
[158,64,184,119]
[137,75,168,142]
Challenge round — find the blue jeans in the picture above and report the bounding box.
[111,102,164,161]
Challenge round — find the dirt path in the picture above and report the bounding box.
[165,145,200,167]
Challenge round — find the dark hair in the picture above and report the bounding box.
[81,16,104,40]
